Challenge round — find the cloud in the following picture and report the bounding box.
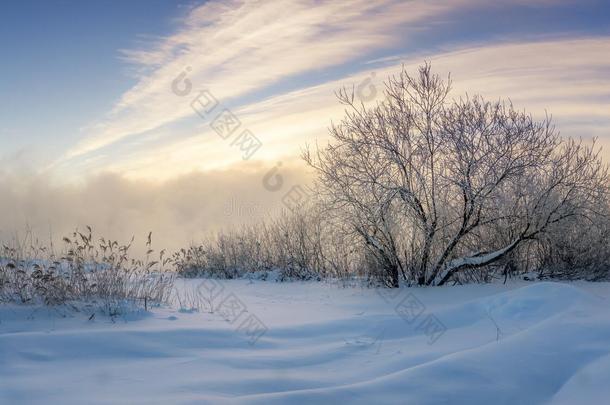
[74,36,610,180]
[58,0,484,164]
[42,1,609,180]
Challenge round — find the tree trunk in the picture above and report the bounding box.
[389,263,400,288]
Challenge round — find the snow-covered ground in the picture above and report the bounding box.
[1,279,610,404]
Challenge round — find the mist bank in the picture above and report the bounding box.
[0,161,313,257]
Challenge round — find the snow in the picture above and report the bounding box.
[438,239,520,282]
[1,279,610,404]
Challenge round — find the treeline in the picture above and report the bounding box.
[176,64,610,287]
[173,196,610,286]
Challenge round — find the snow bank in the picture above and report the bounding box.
[1,280,609,404]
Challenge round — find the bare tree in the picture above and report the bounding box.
[305,63,608,286]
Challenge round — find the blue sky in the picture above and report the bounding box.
[1,0,609,182]
[0,1,191,164]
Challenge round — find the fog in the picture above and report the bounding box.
[0,161,313,257]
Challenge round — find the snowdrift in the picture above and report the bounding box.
[1,281,609,404]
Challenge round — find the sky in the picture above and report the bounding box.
[0,0,609,252]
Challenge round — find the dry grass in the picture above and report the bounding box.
[0,228,175,315]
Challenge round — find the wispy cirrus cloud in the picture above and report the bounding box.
[52,0,608,180]
[66,36,610,181]
[58,0,492,164]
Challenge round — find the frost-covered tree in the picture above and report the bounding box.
[305,63,609,286]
